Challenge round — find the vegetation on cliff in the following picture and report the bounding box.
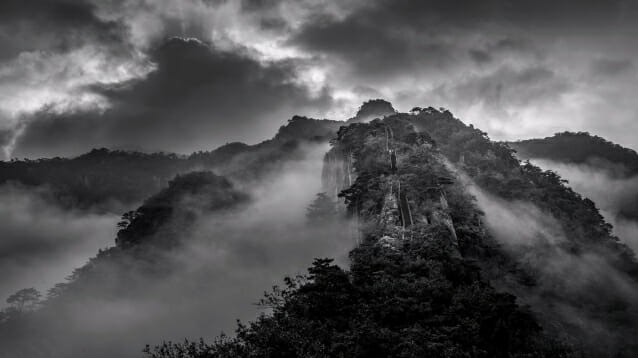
[4,103,638,357]
[0,116,340,213]
[145,114,576,357]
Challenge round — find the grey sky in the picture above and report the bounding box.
[1,0,637,159]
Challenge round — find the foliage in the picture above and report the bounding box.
[509,132,638,177]
[115,171,248,248]
[145,254,569,357]
[0,288,43,324]
[4,103,638,357]
[274,116,343,143]
[349,99,397,122]
[306,192,339,223]
[0,117,342,213]
[5,288,41,312]
[0,148,192,212]
[406,108,638,355]
[145,115,574,358]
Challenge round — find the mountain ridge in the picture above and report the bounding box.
[508,131,638,177]
[2,102,638,357]
[143,106,638,356]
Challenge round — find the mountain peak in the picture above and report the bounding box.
[350,99,396,123]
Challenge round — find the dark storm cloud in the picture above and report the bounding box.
[12,38,332,158]
[289,1,466,79]
[2,0,638,155]
[0,0,154,159]
[467,38,541,65]
[0,129,11,148]
[468,50,492,65]
[436,66,571,108]
[289,0,611,76]
[590,58,635,77]
[288,0,638,78]
[280,0,638,149]
[0,0,125,61]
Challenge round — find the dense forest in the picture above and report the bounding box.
[2,103,638,357]
[508,132,638,177]
[144,108,638,357]
[0,116,343,213]
[507,131,638,232]
[0,170,249,356]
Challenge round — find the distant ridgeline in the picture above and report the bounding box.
[0,100,386,212]
[3,102,638,357]
[508,131,638,177]
[0,170,242,355]
[145,107,638,357]
[0,116,342,213]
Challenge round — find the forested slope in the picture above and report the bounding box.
[0,116,342,212]
[508,132,638,177]
[3,103,638,357]
[147,108,638,357]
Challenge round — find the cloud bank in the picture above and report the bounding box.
[531,158,638,253]
[469,184,638,354]
[1,0,637,159]
[0,144,355,358]
[10,37,332,158]
[0,185,118,306]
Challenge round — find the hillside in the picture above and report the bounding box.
[508,132,638,177]
[0,170,250,356]
[508,131,638,231]
[346,99,397,123]
[0,116,342,213]
[3,104,638,357]
[145,108,638,357]
[0,149,190,213]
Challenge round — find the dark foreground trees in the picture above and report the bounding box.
[145,247,572,358]
[144,113,576,358]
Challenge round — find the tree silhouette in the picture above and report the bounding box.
[306,192,338,222]
[6,288,41,312]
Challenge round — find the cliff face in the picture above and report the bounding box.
[5,102,638,357]
[327,118,462,251]
[145,115,566,357]
[321,144,355,199]
[320,110,638,357]
[56,106,638,357]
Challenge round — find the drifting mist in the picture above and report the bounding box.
[0,143,355,358]
[468,179,638,352]
[530,158,638,253]
[0,185,118,306]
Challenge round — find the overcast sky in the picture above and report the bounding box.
[1,0,637,159]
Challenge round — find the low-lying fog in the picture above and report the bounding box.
[0,144,355,358]
[457,161,638,353]
[530,158,638,254]
[0,186,118,306]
